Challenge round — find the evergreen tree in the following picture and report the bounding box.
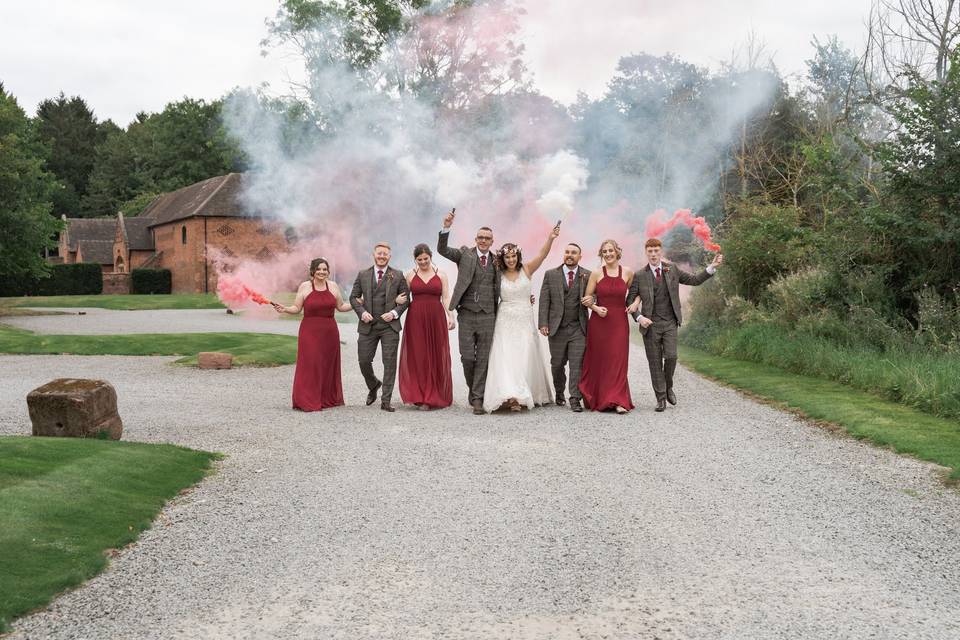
[35,92,103,216]
[0,84,61,279]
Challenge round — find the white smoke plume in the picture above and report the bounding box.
[218,0,778,300]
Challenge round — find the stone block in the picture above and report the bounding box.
[198,352,233,369]
[27,379,123,440]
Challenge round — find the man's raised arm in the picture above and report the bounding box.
[437,210,462,262]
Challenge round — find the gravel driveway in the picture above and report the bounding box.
[1,311,959,639]
[4,307,302,336]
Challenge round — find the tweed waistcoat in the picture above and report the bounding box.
[652,273,678,322]
[368,272,389,317]
[561,275,582,326]
[460,256,496,313]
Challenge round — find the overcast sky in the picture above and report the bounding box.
[0,0,871,125]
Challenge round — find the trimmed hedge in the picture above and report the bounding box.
[131,268,172,294]
[0,264,103,297]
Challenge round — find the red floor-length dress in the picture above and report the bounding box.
[398,274,453,408]
[292,284,344,411]
[578,265,634,411]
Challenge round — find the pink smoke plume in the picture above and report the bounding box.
[212,233,357,314]
[216,276,273,309]
[644,209,721,252]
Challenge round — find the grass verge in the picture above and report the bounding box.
[680,345,960,482]
[0,436,218,631]
[0,294,225,311]
[682,321,960,421]
[0,325,297,366]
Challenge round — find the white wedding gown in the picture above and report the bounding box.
[483,270,554,412]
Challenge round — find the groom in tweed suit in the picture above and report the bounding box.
[438,210,500,415]
[628,238,722,412]
[538,243,591,412]
[350,242,410,412]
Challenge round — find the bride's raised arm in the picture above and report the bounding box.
[523,224,561,276]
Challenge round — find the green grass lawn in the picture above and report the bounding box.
[680,346,960,482]
[0,325,297,366]
[0,294,225,310]
[0,436,218,631]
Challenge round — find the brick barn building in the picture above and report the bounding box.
[57,173,291,294]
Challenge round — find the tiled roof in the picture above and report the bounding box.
[77,239,114,264]
[64,218,115,251]
[145,173,263,228]
[124,217,154,250]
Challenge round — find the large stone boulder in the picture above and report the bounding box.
[198,352,233,369]
[27,379,123,440]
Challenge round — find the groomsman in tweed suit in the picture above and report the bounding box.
[438,211,500,415]
[350,242,410,412]
[628,238,722,412]
[538,243,591,412]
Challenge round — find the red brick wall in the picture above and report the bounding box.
[153,217,288,293]
[102,273,131,294]
[130,251,154,269]
[154,218,206,293]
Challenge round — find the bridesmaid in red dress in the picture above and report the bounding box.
[398,244,455,410]
[273,258,352,411]
[578,239,636,414]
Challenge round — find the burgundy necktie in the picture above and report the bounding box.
[655,266,661,282]
[377,269,384,286]
[480,255,487,268]
[567,269,574,288]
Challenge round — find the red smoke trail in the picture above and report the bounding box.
[645,208,721,252]
[216,275,273,309]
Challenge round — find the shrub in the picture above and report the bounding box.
[1,264,103,296]
[915,287,960,353]
[131,269,172,295]
[763,267,832,325]
[721,202,812,301]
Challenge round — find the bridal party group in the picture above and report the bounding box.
[272,210,723,415]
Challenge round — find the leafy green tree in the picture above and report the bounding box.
[35,93,104,216]
[873,52,960,303]
[721,202,812,301]
[81,123,143,216]
[264,0,528,119]
[82,99,244,216]
[0,84,61,279]
[138,98,245,192]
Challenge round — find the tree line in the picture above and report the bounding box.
[2,0,957,351]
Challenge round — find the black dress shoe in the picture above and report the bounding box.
[655,398,666,412]
[472,401,486,415]
[666,388,677,405]
[555,393,566,406]
[380,402,395,412]
[570,399,583,413]
[366,381,382,406]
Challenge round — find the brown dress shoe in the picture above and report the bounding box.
[380,402,395,412]
[366,381,382,406]
[570,399,583,413]
[655,398,666,412]
[472,401,486,415]
[666,388,677,405]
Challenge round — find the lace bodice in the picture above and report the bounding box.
[499,270,531,305]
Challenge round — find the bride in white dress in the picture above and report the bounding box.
[483,225,560,412]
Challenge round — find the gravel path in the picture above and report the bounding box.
[2,313,959,638]
[4,308,302,336]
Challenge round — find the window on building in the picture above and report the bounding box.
[181,226,187,245]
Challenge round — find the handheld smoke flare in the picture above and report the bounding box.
[645,209,721,252]
[217,275,274,309]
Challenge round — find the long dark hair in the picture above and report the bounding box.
[495,243,523,271]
